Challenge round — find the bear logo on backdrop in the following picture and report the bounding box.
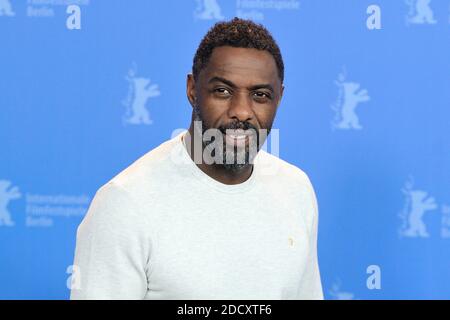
[0,179,90,228]
[398,176,439,238]
[331,67,371,130]
[0,0,14,16]
[405,0,437,25]
[194,0,224,20]
[0,180,21,227]
[122,62,161,126]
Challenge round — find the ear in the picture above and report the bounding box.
[186,73,197,108]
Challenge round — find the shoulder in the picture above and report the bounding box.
[105,135,180,196]
[81,135,180,226]
[256,149,315,192]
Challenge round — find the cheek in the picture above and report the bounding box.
[254,107,277,129]
[198,97,228,127]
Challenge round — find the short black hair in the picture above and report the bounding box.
[192,17,284,83]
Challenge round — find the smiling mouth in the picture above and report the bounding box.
[225,129,250,137]
[224,129,252,146]
[226,134,248,140]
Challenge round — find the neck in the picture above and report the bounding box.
[183,125,253,185]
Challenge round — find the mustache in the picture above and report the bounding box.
[218,121,258,134]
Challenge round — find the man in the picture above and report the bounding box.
[71,17,323,300]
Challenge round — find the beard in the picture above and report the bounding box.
[192,104,268,172]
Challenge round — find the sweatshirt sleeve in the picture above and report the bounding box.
[296,174,324,300]
[70,182,150,300]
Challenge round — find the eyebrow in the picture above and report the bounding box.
[208,76,274,93]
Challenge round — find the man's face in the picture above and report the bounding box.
[187,46,284,171]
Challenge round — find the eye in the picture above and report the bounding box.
[253,91,271,101]
[214,87,232,96]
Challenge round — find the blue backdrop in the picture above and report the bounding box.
[1,0,449,299]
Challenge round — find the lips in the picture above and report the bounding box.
[224,129,248,137]
[224,129,252,146]
[226,133,247,140]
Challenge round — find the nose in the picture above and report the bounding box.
[227,91,253,123]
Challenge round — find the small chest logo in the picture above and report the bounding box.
[288,236,294,247]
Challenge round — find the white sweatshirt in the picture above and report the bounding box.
[70,130,323,300]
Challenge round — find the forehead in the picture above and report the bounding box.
[201,46,280,85]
